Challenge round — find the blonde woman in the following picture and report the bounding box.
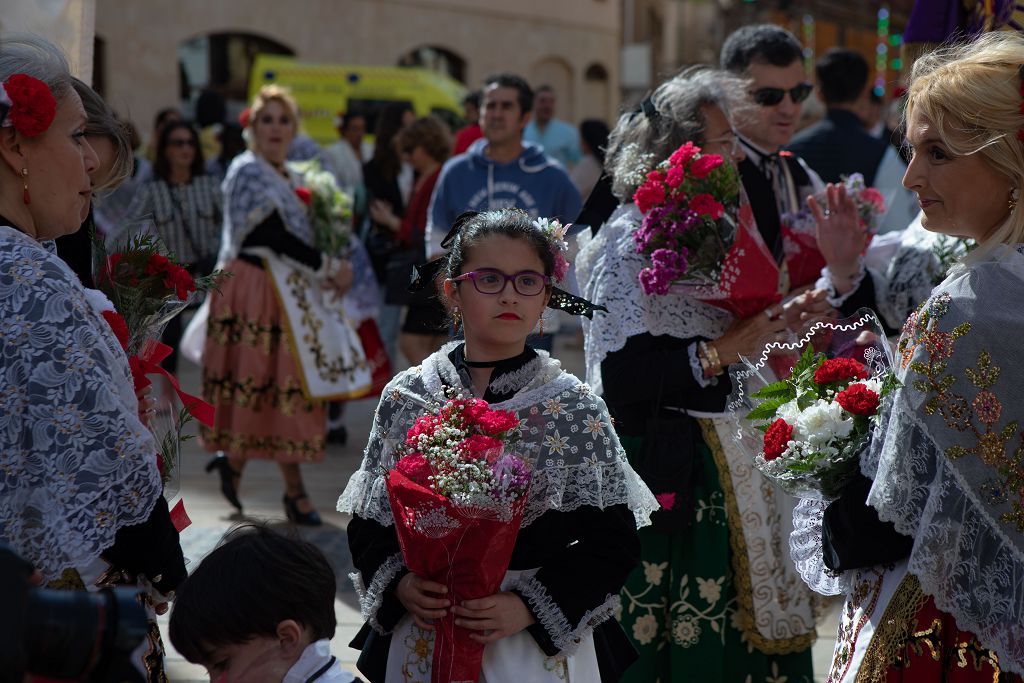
[794,32,1024,681]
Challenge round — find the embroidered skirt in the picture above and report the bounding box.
[617,432,815,683]
[200,258,326,462]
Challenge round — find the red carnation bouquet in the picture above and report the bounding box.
[632,141,781,318]
[93,233,225,492]
[728,311,898,499]
[386,393,534,683]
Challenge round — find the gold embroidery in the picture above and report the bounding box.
[699,420,817,656]
[202,371,316,416]
[46,567,86,590]
[855,572,927,683]
[207,308,284,355]
[201,427,325,461]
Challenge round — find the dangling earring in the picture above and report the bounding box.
[1011,188,1021,213]
[452,306,461,332]
[21,169,29,205]
[539,317,544,337]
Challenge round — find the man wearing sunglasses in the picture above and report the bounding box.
[721,24,826,291]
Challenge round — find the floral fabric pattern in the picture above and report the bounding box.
[0,226,161,581]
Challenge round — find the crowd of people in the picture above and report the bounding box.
[1,16,1023,683]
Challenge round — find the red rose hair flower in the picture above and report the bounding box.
[813,358,869,385]
[3,74,57,137]
[763,418,793,460]
[835,383,880,416]
[295,187,313,206]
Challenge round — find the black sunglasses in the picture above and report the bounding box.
[167,138,197,148]
[751,83,814,107]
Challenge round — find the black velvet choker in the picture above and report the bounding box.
[448,343,539,403]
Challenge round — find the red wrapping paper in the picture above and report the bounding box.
[781,225,827,290]
[386,468,526,683]
[689,204,782,319]
[356,318,392,397]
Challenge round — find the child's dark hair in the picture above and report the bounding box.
[168,524,336,663]
[445,209,555,281]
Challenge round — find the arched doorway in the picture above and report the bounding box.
[397,45,466,84]
[178,32,294,120]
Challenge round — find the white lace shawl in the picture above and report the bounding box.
[574,204,733,394]
[337,342,659,530]
[216,150,315,265]
[0,226,161,581]
[794,248,1024,674]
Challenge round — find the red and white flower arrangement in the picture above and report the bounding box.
[0,74,57,137]
[631,141,782,317]
[746,346,898,499]
[386,393,531,683]
[290,158,352,256]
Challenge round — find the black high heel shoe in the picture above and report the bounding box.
[205,453,243,513]
[283,492,322,526]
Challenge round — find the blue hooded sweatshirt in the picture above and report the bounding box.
[426,139,582,253]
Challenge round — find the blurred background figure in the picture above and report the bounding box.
[453,89,483,155]
[92,118,152,241]
[370,115,452,365]
[127,120,223,377]
[570,118,609,198]
[524,84,581,169]
[324,109,367,228]
[206,121,246,182]
[145,105,180,166]
[363,100,415,361]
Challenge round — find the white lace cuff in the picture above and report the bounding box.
[350,552,406,634]
[687,342,718,388]
[818,258,867,308]
[789,498,852,596]
[509,573,619,655]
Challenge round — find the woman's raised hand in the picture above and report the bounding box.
[809,183,867,294]
[783,288,836,335]
[714,305,790,367]
[324,259,354,297]
[452,591,536,644]
[397,572,450,630]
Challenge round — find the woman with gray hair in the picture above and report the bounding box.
[576,67,821,681]
[0,34,184,681]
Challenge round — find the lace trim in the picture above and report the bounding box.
[818,260,867,308]
[790,498,853,596]
[576,204,733,394]
[855,572,927,683]
[488,357,543,396]
[687,341,717,389]
[508,573,619,655]
[350,552,406,634]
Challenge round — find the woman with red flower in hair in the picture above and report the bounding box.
[0,34,185,681]
[192,84,376,526]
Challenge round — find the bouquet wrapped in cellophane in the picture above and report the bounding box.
[291,158,353,257]
[93,232,224,507]
[632,141,782,318]
[385,392,536,683]
[727,310,899,500]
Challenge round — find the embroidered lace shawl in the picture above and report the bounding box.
[794,245,1024,674]
[337,342,659,529]
[575,203,733,394]
[216,150,315,265]
[0,226,161,581]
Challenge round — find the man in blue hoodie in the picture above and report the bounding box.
[426,73,582,256]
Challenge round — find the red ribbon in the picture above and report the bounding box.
[129,340,215,428]
[169,499,192,533]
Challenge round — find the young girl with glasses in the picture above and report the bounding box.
[338,209,657,682]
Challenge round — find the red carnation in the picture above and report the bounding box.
[145,253,171,276]
[634,179,667,214]
[4,74,57,137]
[814,358,869,385]
[295,187,313,206]
[763,418,793,460]
[688,154,724,179]
[165,265,196,300]
[463,434,504,461]
[406,414,441,447]
[836,383,880,416]
[100,253,122,283]
[476,409,521,436]
[101,310,130,350]
[396,453,433,486]
[669,141,700,167]
[688,193,725,219]
[666,166,685,189]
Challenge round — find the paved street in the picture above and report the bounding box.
[160,336,838,681]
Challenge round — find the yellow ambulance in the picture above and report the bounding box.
[248,54,467,145]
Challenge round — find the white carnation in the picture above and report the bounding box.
[793,399,854,448]
[777,399,801,425]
